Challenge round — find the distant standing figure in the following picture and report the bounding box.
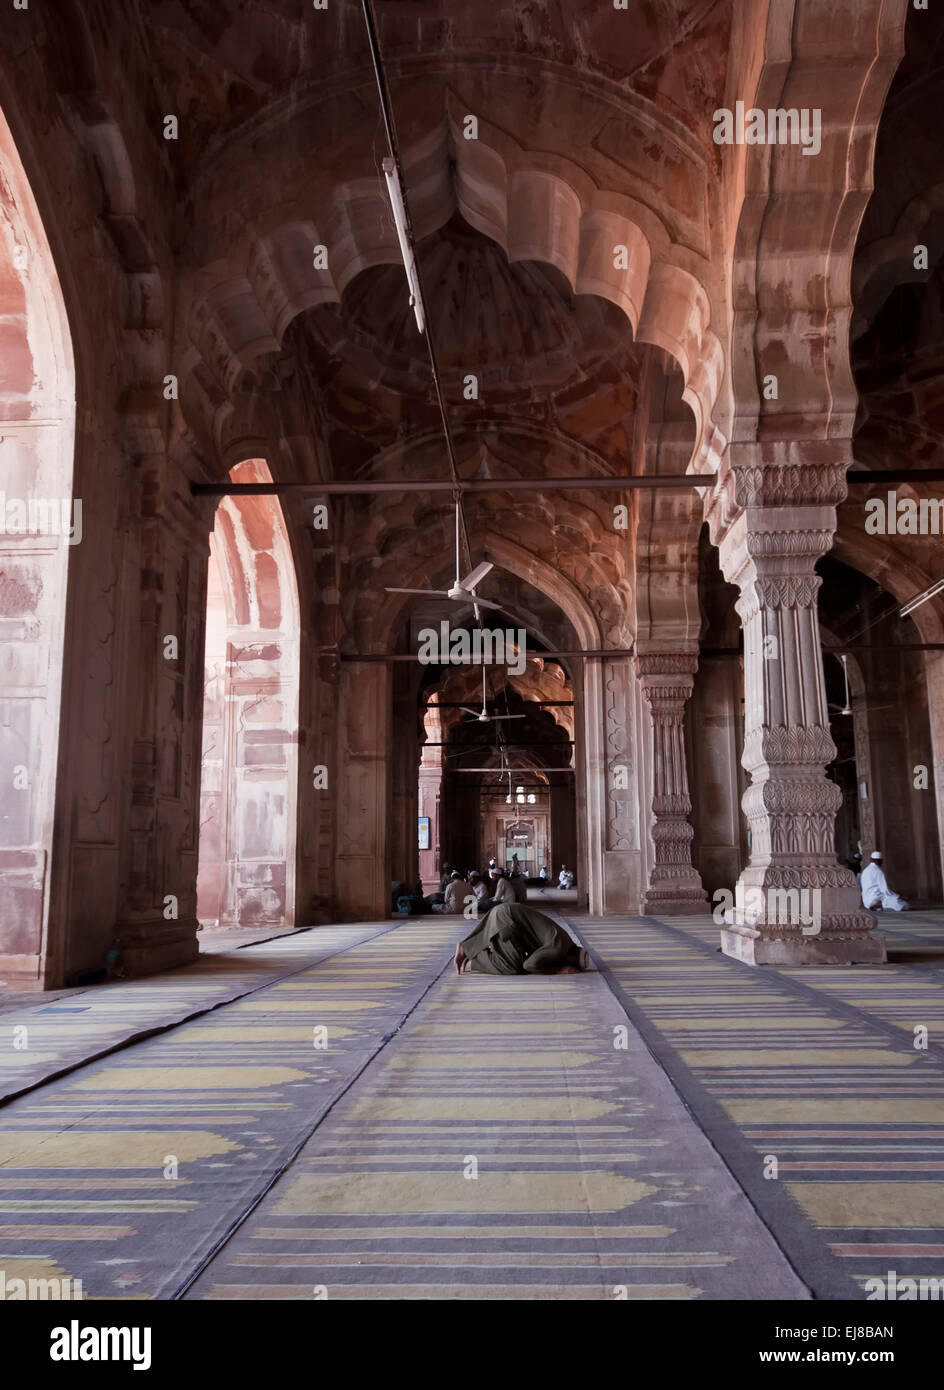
[860,851,909,912]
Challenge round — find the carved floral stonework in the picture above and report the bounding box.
[716,508,885,965]
[604,660,634,853]
[736,574,823,617]
[731,464,848,508]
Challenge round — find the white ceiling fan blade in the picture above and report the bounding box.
[490,714,526,720]
[460,594,503,611]
[385,587,450,596]
[461,560,493,591]
[458,707,481,717]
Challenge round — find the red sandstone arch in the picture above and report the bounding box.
[197,459,300,928]
[0,109,76,984]
[724,0,908,447]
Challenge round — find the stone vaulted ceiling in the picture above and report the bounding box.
[0,0,919,646]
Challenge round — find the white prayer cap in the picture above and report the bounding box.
[870,851,882,859]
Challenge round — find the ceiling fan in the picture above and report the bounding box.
[829,700,897,716]
[385,501,502,611]
[459,668,527,724]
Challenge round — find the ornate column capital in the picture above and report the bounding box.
[636,650,699,681]
[717,504,838,594]
[635,647,699,706]
[706,440,850,552]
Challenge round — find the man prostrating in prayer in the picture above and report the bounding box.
[454,902,589,976]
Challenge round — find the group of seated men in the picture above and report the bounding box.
[429,860,528,916]
[392,860,578,917]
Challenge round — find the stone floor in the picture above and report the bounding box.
[0,910,941,1300]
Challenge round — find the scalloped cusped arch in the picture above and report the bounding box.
[177,116,725,474]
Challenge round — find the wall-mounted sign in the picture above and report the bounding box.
[418,816,430,850]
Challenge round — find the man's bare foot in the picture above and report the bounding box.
[454,943,467,974]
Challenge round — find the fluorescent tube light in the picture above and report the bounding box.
[900,575,944,618]
[382,156,425,334]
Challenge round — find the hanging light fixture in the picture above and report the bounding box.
[839,654,853,717]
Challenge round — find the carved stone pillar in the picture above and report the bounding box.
[584,655,642,914]
[718,506,884,965]
[637,651,709,915]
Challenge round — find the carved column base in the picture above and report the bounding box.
[721,869,885,965]
[721,924,886,966]
[642,866,709,915]
[644,893,711,915]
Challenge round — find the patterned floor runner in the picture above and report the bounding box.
[0,921,459,1298]
[186,927,805,1300]
[0,924,393,1102]
[577,912,944,1299]
[7,912,941,1300]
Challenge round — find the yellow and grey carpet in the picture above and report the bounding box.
[0,915,806,1301]
[576,911,944,1299]
[3,910,942,1300]
[0,921,458,1297]
[0,923,395,1102]
[185,923,804,1300]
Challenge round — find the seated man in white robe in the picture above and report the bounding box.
[860,851,909,912]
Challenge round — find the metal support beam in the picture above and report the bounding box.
[846,469,944,484]
[703,644,944,656]
[824,644,944,652]
[192,476,714,497]
[343,644,944,664]
[341,650,632,662]
[426,700,575,708]
[192,469,944,499]
[424,740,575,747]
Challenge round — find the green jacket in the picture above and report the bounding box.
[460,903,576,975]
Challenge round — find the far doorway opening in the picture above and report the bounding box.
[196,459,300,929]
[419,662,577,889]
